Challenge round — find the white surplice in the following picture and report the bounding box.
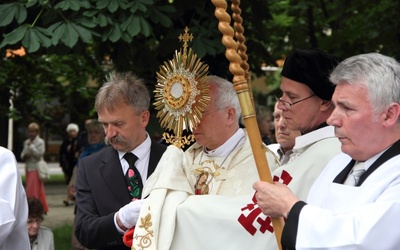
[0,147,30,250]
[296,153,400,250]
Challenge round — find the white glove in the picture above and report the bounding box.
[118,199,145,229]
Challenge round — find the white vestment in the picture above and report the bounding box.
[273,126,341,200]
[294,152,400,250]
[170,126,341,250]
[251,126,341,249]
[132,131,279,250]
[0,147,30,250]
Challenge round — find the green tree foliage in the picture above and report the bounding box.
[271,0,400,59]
[0,0,399,148]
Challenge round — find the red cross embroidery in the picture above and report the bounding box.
[273,170,293,185]
[238,193,274,235]
[238,170,293,236]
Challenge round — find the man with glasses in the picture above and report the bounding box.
[258,49,343,249]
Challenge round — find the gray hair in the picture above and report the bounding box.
[95,71,150,115]
[208,75,242,121]
[330,53,400,116]
[28,122,40,132]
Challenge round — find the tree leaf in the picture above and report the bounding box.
[108,1,119,13]
[16,4,27,24]
[33,27,52,47]
[0,4,16,27]
[63,22,79,48]
[80,0,91,9]
[76,17,97,28]
[55,0,71,11]
[121,32,132,43]
[128,16,140,37]
[140,17,150,37]
[23,28,40,53]
[131,1,147,13]
[97,13,108,27]
[47,22,63,33]
[68,0,82,11]
[55,0,88,11]
[0,25,28,48]
[71,22,92,43]
[109,24,121,43]
[26,0,38,8]
[96,0,110,10]
[52,23,66,45]
[121,15,133,31]
[83,10,98,17]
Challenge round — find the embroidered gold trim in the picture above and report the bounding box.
[132,208,154,250]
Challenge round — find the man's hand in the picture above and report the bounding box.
[117,199,144,230]
[253,181,299,218]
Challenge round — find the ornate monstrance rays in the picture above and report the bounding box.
[154,27,210,148]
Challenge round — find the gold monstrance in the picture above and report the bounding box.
[154,27,210,148]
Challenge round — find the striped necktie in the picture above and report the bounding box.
[343,161,365,186]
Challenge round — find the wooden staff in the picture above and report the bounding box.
[211,0,284,249]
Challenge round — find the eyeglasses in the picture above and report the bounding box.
[275,94,315,110]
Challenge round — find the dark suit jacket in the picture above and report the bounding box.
[74,141,167,250]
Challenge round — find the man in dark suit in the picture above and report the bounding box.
[74,71,167,250]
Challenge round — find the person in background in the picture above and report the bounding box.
[74,71,167,250]
[77,119,93,154]
[21,122,49,214]
[60,123,81,206]
[256,104,275,144]
[268,101,301,165]
[65,120,107,208]
[255,52,400,250]
[70,119,107,250]
[0,146,30,250]
[27,197,54,250]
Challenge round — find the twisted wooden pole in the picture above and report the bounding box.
[230,1,254,106]
[211,1,284,249]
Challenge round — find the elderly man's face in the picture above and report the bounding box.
[192,84,236,150]
[273,103,301,152]
[327,83,384,161]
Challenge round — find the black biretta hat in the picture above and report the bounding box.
[281,49,341,100]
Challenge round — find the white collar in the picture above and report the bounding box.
[118,132,151,161]
[293,126,335,150]
[204,128,245,157]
